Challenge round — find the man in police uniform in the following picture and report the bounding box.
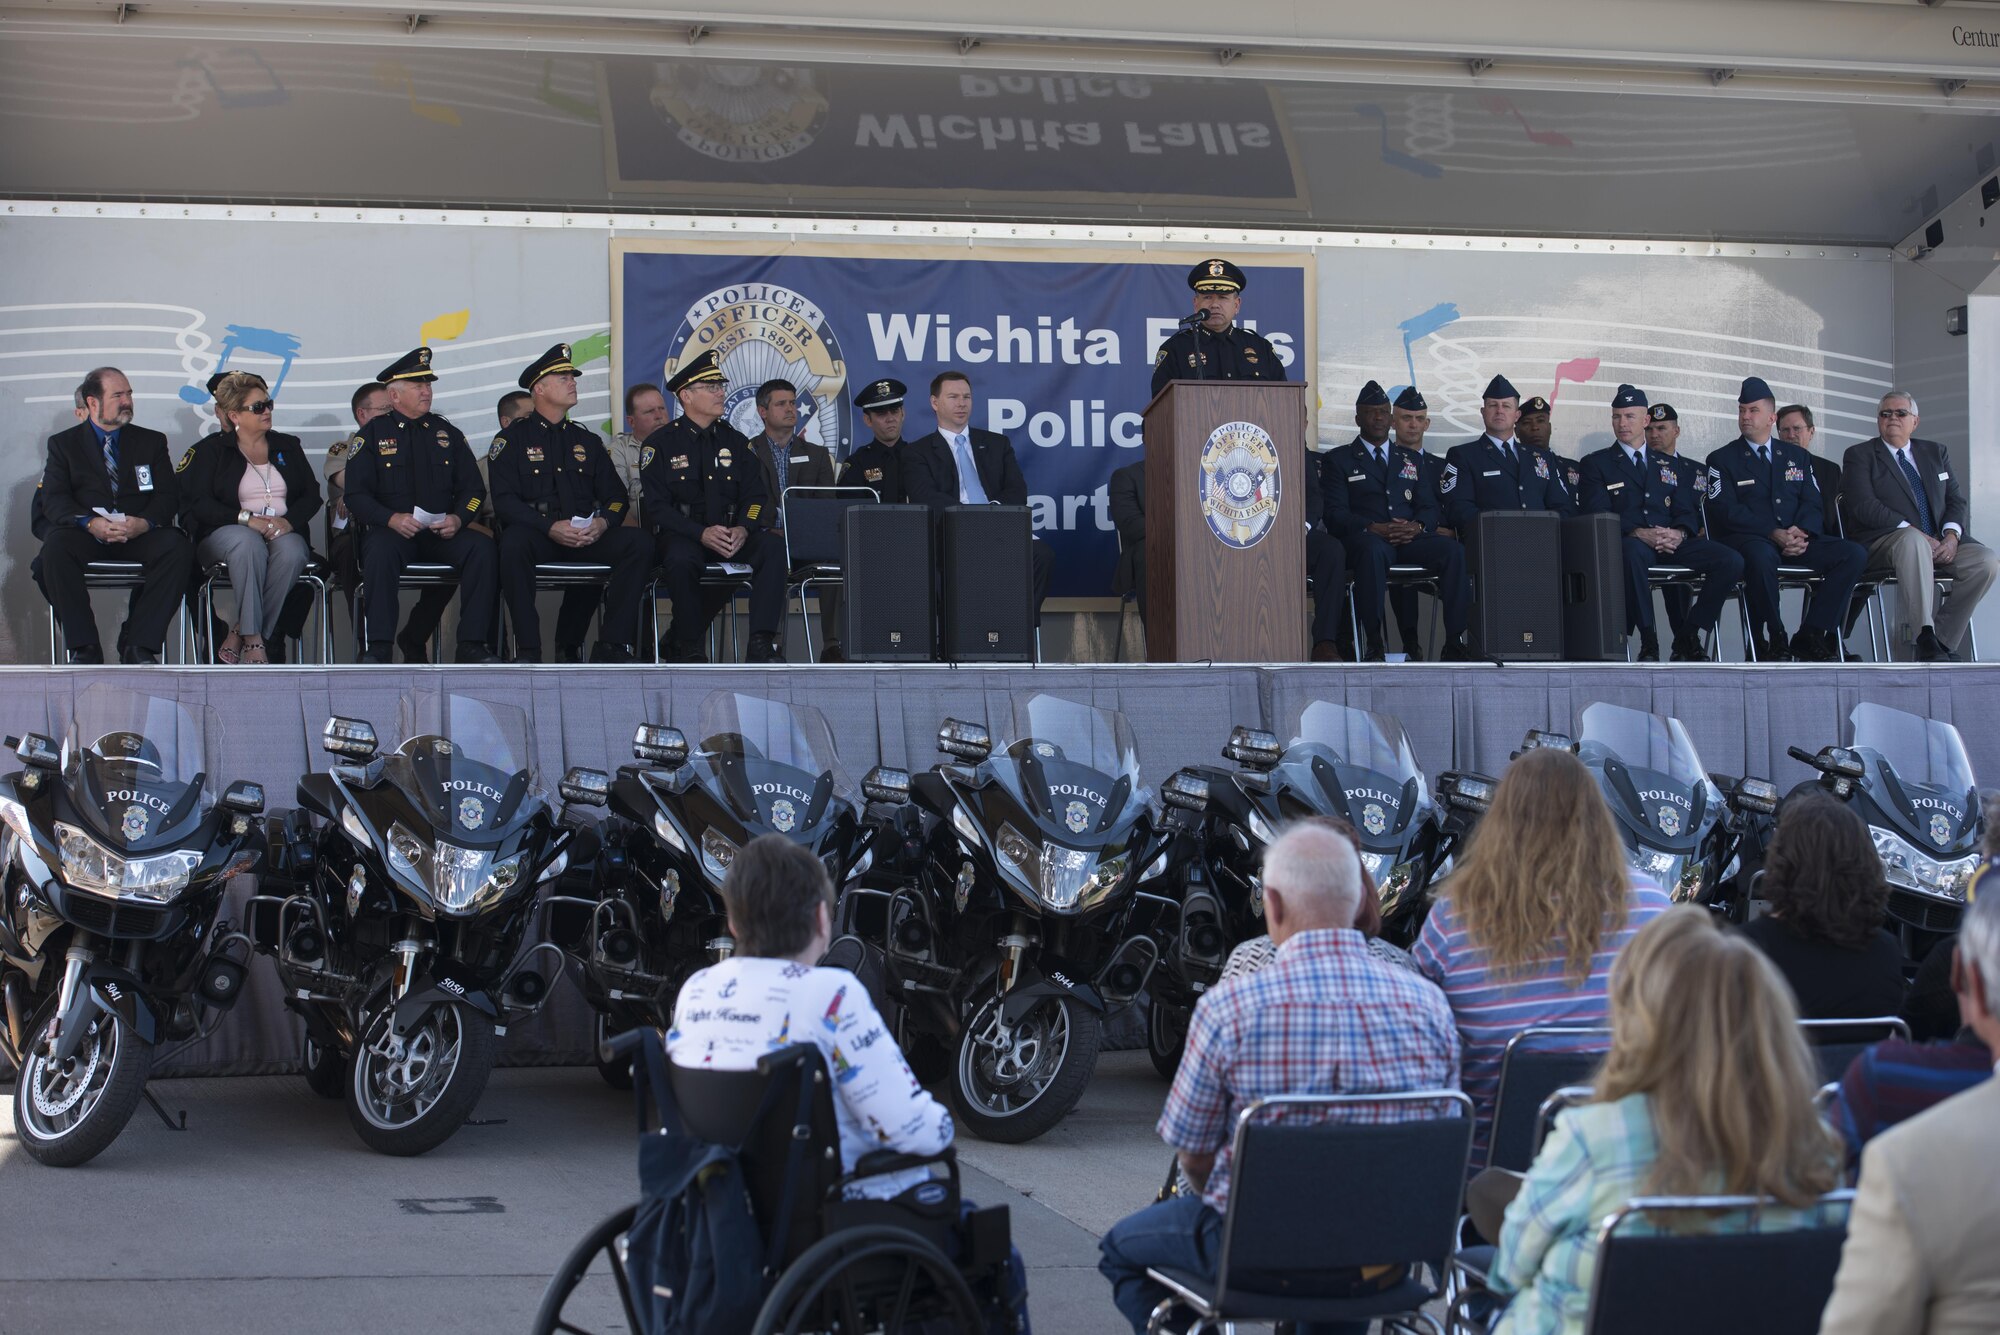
[1577,385,1743,661]
[1516,395,1583,495]
[1149,258,1287,398]
[1442,375,1579,533]
[841,378,909,505]
[641,349,784,664]
[38,366,195,664]
[1705,375,1867,662]
[1642,402,1702,646]
[1387,384,1451,654]
[342,346,501,664]
[488,344,651,663]
[1322,380,1474,662]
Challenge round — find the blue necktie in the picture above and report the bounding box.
[951,432,989,504]
[1895,449,1935,536]
[101,430,119,488]
[772,441,789,494]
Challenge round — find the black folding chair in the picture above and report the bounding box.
[352,560,458,662]
[48,559,194,663]
[499,562,613,660]
[1798,1015,1909,1085]
[196,554,335,663]
[1487,1027,1611,1173]
[1346,565,1443,659]
[781,485,876,663]
[1144,1089,1472,1334]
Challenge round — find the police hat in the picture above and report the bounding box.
[1393,385,1427,412]
[855,377,906,413]
[1355,380,1390,408]
[1189,258,1247,295]
[1518,396,1552,416]
[378,346,437,384]
[1481,374,1520,402]
[1738,375,1776,405]
[519,342,580,391]
[205,371,228,397]
[1649,403,1679,423]
[665,349,727,396]
[1610,383,1649,410]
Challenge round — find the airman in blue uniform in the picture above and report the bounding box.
[1441,375,1579,532]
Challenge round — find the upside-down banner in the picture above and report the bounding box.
[615,242,1311,598]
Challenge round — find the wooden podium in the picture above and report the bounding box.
[1142,380,1308,663]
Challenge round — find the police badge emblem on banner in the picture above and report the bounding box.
[1198,420,1282,549]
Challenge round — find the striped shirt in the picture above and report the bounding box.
[1830,1032,1992,1172]
[1157,927,1460,1214]
[1412,877,1670,1164]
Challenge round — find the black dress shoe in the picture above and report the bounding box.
[1439,637,1477,663]
[453,642,501,665]
[595,643,636,664]
[1636,632,1660,662]
[514,650,544,664]
[360,642,394,664]
[119,645,159,666]
[820,642,845,664]
[1789,629,1835,663]
[1311,641,1344,663]
[556,644,584,664]
[1361,639,1387,663]
[1397,633,1425,663]
[745,632,784,664]
[66,645,105,665]
[1915,627,1959,663]
[660,642,708,665]
[396,630,431,665]
[1670,632,1711,663]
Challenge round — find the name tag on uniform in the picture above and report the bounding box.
[671,455,690,470]
[1482,469,1501,478]
[378,443,398,458]
[1606,481,1625,491]
[1347,473,1366,483]
[135,465,153,491]
[789,454,811,464]
[526,446,544,463]
[1736,478,1755,486]
[1939,472,1950,481]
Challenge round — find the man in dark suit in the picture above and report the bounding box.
[38,366,195,664]
[1387,384,1449,655]
[1323,381,1473,661]
[1839,391,1997,661]
[1577,385,1743,661]
[1704,376,1866,662]
[903,370,1053,615]
[746,377,840,657]
[1108,458,1147,619]
[1441,374,1579,533]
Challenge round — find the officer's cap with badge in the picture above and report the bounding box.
[1189,258,1247,294]
[1393,385,1427,412]
[205,371,229,398]
[665,348,728,396]
[1517,395,1552,417]
[1482,374,1520,402]
[1610,383,1649,410]
[855,378,906,414]
[518,343,579,391]
[1649,403,1679,423]
[1355,380,1390,409]
[1738,375,1776,405]
[379,346,437,384]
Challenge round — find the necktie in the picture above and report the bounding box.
[1895,449,1935,536]
[772,440,789,494]
[101,430,119,489]
[952,433,989,505]
[1373,444,1387,473]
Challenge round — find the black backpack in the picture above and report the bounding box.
[622,1034,815,1335]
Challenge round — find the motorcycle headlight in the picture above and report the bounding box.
[846,844,874,882]
[341,805,370,848]
[1628,846,1686,892]
[993,820,1124,912]
[1357,849,1390,881]
[1138,849,1169,883]
[1871,826,1976,902]
[652,809,688,854]
[0,794,32,844]
[701,827,739,883]
[1245,809,1276,845]
[430,840,521,913]
[386,821,427,882]
[53,820,201,903]
[951,802,981,849]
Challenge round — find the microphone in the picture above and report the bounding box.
[1179,308,1213,328]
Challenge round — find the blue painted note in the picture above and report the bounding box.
[1397,303,1461,389]
[1356,103,1444,180]
[178,324,304,403]
[178,49,288,109]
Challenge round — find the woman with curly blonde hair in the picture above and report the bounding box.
[1412,746,1671,1165]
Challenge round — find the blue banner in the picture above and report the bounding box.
[618,247,1308,597]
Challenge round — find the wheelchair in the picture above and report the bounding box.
[532,1037,1022,1335]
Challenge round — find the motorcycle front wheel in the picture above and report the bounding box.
[948,992,1100,1144]
[346,989,495,1156]
[1146,997,1190,1081]
[593,1012,634,1090]
[302,1031,346,1100]
[13,995,154,1167]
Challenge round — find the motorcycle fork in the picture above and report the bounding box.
[45,944,94,1052]
[995,916,1035,995]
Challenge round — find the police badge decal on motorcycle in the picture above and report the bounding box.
[122,805,148,841]
[771,798,797,833]
[1362,803,1388,837]
[459,796,485,830]
[1931,812,1953,846]
[1064,800,1091,833]
[1658,805,1682,837]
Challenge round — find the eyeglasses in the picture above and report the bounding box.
[1877,409,1913,419]
[242,400,275,414]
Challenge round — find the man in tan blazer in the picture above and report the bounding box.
[1819,883,2000,1334]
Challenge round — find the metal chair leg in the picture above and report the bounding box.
[1739,592,1757,663]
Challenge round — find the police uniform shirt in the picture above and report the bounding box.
[840,439,906,505]
[1149,323,1287,398]
[608,433,645,511]
[341,409,488,530]
[488,411,630,532]
[639,414,769,539]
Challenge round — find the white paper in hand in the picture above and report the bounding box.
[93,507,126,522]
[569,515,593,530]
[412,507,445,526]
[719,562,753,575]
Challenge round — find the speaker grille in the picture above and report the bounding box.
[941,506,1033,662]
[1469,511,1564,661]
[1561,512,1629,662]
[842,505,935,661]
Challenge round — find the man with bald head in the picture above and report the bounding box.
[1098,822,1460,1334]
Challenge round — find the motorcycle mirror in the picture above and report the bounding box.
[1517,729,1574,755]
[1440,771,1495,812]
[221,780,266,815]
[1222,726,1282,771]
[862,765,912,805]
[1731,777,1780,815]
[14,733,60,770]
[937,719,992,761]
[560,766,611,807]
[633,724,689,768]
[323,717,378,759]
[1162,768,1211,811]
[1822,746,1865,780]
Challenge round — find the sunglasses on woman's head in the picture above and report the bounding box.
[242,400,274,414]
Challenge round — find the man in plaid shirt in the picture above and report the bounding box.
[1098,823,1461,1334]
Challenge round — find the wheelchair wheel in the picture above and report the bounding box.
[531,1202,641,1335]
[752,1224,983,1334]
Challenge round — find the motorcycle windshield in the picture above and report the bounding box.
[387,694,538,841]
[1280,701,1430,844]
[690,692,856,830]
[994,693,1148,843]
[64,684,214,848]
[1850,703,1978,849]
[1576,703,1714,849]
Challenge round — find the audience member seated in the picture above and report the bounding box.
[1412,747,1671,1166]
[1736,791,1905,1020]
[1217,813,1419,981]
[1098,822,1459,1335]
[1819,887,2000,1334]
[179,371,320,665]
[1481,907,1846,1334]
[665,835,1029,1329]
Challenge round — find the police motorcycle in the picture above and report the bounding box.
[850,693,1166,1144]
[0,686,266,1166]
[1141,701,1477,1074]
[249,693,607,1156]
[1523,702,1776,911]
[1786,702,1982,963]
[546,691,879,1089]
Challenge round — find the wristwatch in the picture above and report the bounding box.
[238,508,252,524]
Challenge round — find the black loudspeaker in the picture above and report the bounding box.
[843,504,935,661]
[1466,511,1563,661]
[1561,512,1628,662]
[941,505,1033,662]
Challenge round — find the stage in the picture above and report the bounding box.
[3,661,1989,1071]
